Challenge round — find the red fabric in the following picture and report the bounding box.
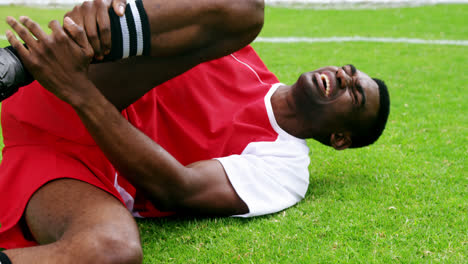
[0,46,279,249]
[124,47,279,165]
[0,144,118,249]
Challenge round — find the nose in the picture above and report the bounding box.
[335,68,352,89]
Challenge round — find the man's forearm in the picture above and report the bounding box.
[71,80,193,208]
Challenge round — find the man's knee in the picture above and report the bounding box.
[71,230,143,264]
[95,233,143,264]
[24,179,143,263]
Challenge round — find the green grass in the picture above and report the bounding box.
[261,4,468,40]
[1,4,467,263]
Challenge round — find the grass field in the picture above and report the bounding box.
[1,3,467,263]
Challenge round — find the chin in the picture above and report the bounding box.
[311,134,331,146]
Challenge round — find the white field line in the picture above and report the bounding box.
[255,36,468,46]
[266,0,468,8]
[2,35,468,46]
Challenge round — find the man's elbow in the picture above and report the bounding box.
[222,0,265,37]
[243,0,265,36]
[248,0,265,32]
[146,169,198,212]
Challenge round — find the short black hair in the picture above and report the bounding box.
[349,78,390,148]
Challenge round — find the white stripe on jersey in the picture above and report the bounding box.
[230,54,267,85]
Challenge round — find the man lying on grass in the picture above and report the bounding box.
[0,0,389,263]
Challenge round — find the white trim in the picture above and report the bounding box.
[112,173,142,217]
[264,83,304,142]
[230,54,267,85]
[128,0,144,56]
[265,83,284,136]
[113,173,136,214]
[119,15,130,58]
[255,36,468,46]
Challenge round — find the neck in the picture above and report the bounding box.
[271,84,307,138]
[271,84,333,141]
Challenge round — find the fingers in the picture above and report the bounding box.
[20,16,48,40]
[5,29,29,58]
[63,17,95,61]
[63,17,91,51]
[48,20,69,43]
[64,6,84,27]
[80,1,103,60]
[6,16,41,49]
[64,0,116,60]
[84,14,102,59]
[96,0,112,57]
[112,0,127,16]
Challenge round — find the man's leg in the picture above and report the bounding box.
[3,179,143,264]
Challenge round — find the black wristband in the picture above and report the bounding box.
[0,251,13,264]
[103,0,151,62]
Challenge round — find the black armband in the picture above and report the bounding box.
[104,0,151,61]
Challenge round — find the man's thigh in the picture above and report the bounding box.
[25,178,140,246]
[4,179,143,263]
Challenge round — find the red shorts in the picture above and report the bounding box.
[0,82,170,249]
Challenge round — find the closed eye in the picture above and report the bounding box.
[343,64,366,107]
[343,64,357,76]
[355,82,366,106]
[348,64,357,75]
[349,85,358,105]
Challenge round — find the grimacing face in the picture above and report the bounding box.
[292,64,380,137]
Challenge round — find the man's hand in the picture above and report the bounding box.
[64,0,127,60]
[6,16,95,105]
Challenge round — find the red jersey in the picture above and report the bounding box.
[0,46,310,248]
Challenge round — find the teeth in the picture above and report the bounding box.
[320,74,330,96]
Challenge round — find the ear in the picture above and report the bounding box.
[330,132,352,150]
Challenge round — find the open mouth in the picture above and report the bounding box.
[313,72,333,98]
[320,74,331,97]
